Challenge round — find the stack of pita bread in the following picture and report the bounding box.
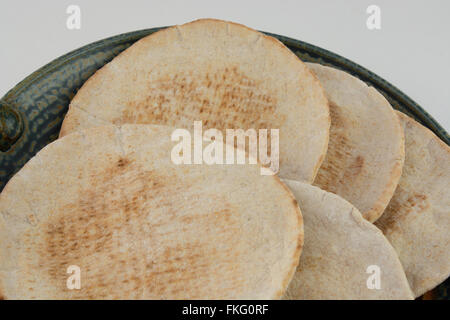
[0,19,448,300]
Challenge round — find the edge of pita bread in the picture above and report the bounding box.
[366,86,405,222]
[306,63,404,222]
[271,175,304,299]
[394,110,450,296]
[283,179,414,299]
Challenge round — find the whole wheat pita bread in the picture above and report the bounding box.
[307,63,404,222]
[375,111,450,297]
[283,179,413,300]
[59,19,330,183]
[0,124,303,300]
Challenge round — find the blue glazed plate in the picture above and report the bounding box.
[0,27,448,299]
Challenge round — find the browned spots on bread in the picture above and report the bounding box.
[116,157,130,168]
[314,103,356,191]
[378,193,430,232]
[342,155,365,180]
[406,194,428,209]
[114,65,283,132]
[19,156,246,299]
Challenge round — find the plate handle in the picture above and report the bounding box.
[0,100,24,152]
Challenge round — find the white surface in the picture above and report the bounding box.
[1,0,449,132]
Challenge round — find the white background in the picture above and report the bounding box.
[1,0,449,132]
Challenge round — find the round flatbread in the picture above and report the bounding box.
[0,124,303,300]
[59,19,330,183]
[307,63,404,222]
[283,179,414,300]
[375,111,450,297]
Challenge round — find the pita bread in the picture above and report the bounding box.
[59,19,330,183]
[375,111,450,297]
[307,63,404,222]
[0,124,303,299]
[283,179,414,300]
